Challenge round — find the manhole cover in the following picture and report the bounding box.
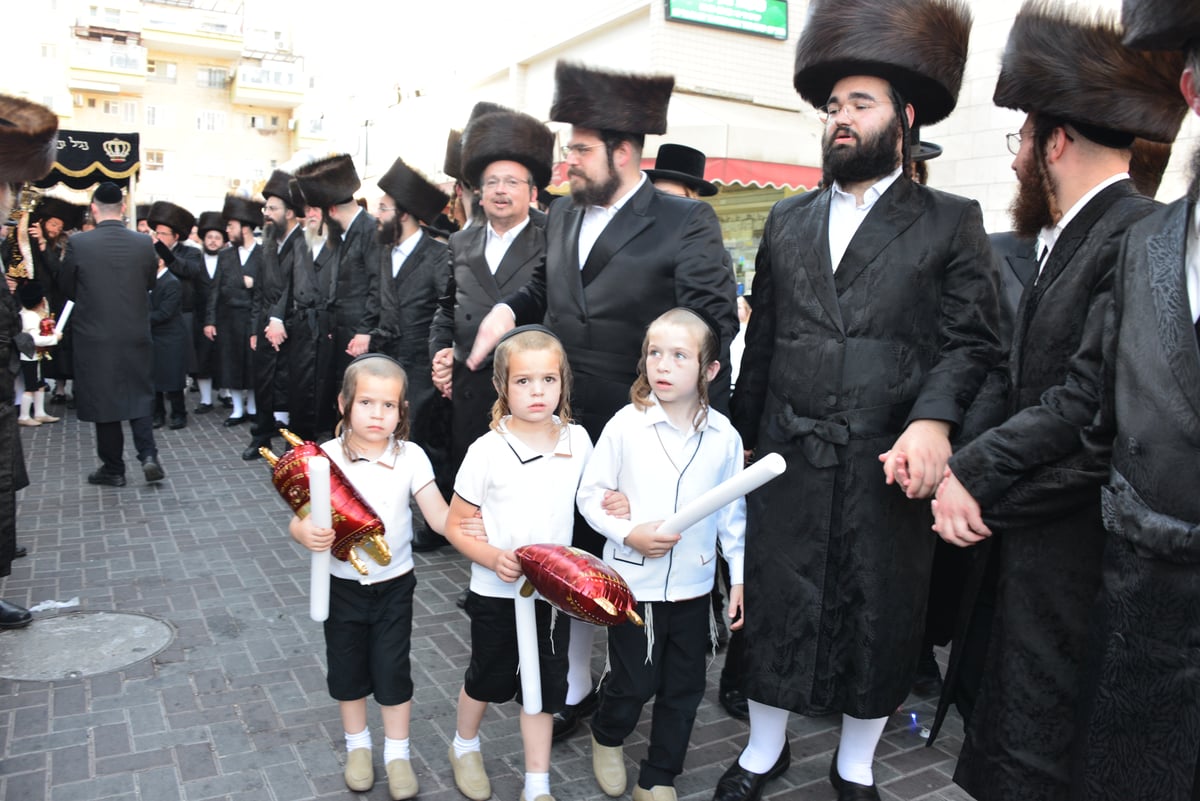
[0,611,175,681]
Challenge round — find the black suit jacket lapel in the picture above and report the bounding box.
[494,223,539,288]
[463,227,500,301]
[1149,200,1200,419]
[833,177,922,295]
[797,189,843,332]
[1034,180,1136,302]
[580,181,655,288]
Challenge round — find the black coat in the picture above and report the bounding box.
[0,284,29,576]
[58,219,157,423]
[730,176,1000,718]
[278,233,337,440]
[205,244,260,390]
[1074,198,1200,801]
[191,250,220,376]
[330,209,381,380]
[149,270,188,392]
[949,181,1156,801]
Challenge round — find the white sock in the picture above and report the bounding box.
[738,700,790,774]
[383,736,410,763]
[33,390,49,418]
[345,727,372,753]
[245,390,257,415]
[275,411,290,425]
[524,771,550,800]
[198,377,213,405]
[453,732,480,759]
[837,714,887,786]
[18,393,33,420]
[230,391,244,418]
[565,617,596,705]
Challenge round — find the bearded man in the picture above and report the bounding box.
[711,2,1000,799]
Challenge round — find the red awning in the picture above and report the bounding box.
[549,158,819,191]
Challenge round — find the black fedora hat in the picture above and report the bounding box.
[645,144,718,197]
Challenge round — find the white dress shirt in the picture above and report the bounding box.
[484,216,531,274]
[578,173,646,269]
[828,168,902,272]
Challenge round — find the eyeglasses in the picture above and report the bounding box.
[561,143,604,159]
[482,176,531,191]
[262,203,284,213]
[377,203,396,213]
[1006,132,1023,156]
[816,100,881,124]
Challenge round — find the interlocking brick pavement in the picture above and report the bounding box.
[0,403,970,800]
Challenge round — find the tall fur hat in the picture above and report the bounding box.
[550,61,674,135]
[146,201,195,239]
[377,158,449,225]
[0,95,58,184]
[461,110,555,190]
[995,1,1186,144]
[794,0,972,127]
[1129,138,1174,197]
[444,130,463,181]
[293,154,361,209]
[1122,0,1200,50]
[135,203,151,222]
[222,195,262,228]
[262,169,301,213]
[33,196,86,230]
[196,211,225,238]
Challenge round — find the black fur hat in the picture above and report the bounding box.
[550,61,674,135]
[377,158,449,225]
[263,169,301,212]
[461,110,554,190]
[0,95,58,184]
[293,154,361,209]
[1122,0,1200,50]
[196,211,225,238]
[444,130,463,181]
[645,144,718,196]
[34,196,86,230]
[146,201,195,239]
[794,0,972,127]
[1129,138,1174,197]
[135,203,151,222]
[222,195,262,228]
[995,1,1186,144]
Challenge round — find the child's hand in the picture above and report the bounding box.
[288,514,335,553]
[460,508,487,541]
[601,490,630,520]
[492,549,523,583]
[727,583,745,631]
[624,521,680,559]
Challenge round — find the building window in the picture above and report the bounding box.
[87,97,96,108]
[196,110,227,132]
[121,101,137,125]
[196,66,229,89]
[40,43,57,59]
[147,59,177,82]
[146,105,173,128]
[145,150,165,171]
[102,100,120,116]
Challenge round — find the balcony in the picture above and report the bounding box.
[68,40,147,94]
[231,62,305,109]
[141,5,242,58]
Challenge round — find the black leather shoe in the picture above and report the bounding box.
[712,741,790,801]
[0,599,32,629]
[552,687,600,742]
[49,393,66,405]
[169,416,187,430]
[242,443,267,461]
[719,684,750,721]
[142,459,165,483]
[220,396,233,408]
[87,470,126,487]
[829,749,881,800]
[911,647,943,697]
[195,403,214,414]
[14,546,26,559]
[223,416,246,427]
[152,413,165,429]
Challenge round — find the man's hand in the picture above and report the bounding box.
[29,224,45,251]
[880,419,952,498]
[346,333,370,357]
[465,305,515,370]
[203,325,217,341]
[249,334,257,352]
[432,347,454,399]
[243,275,254,289]
[932,467,992,547]
[624,521,680,559]
[265,319,286,351]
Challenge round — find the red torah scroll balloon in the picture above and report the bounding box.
[515,544,643,626]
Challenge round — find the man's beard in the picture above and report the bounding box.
[1009,152,1058,239]
[303,217,326,251]
[203,245,222,256]
[822,119,902,187]
[376,214,402,247]
[262,219,279,247]
[569,161,621,207]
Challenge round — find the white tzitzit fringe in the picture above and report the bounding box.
[643,603,655,665]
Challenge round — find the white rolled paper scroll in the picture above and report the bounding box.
[514,588,542,715]
[307,456,333,623]
[54,301,74,336]
[658,452,786,534]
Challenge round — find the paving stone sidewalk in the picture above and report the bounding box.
[0,404,972,801]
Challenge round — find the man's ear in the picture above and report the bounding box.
[1182,67,1200,116]
[904,103,915,129]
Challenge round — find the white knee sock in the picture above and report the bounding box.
[33,390,53,419]
[345,727,371,753]
[837,714,887,786]
[230,391,244,418]
[245,390,257,415]
[18,393,33,420]
[383,736,409,763]
[565,617,596,705]
[198,377,213,405]
[739,700,789,774]
[274,411,289,425]
[524,771,550,800]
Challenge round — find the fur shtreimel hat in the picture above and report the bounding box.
[794,0,972,128]
[995,1,1186,145]
[146,201,195,239]
[377,158,450,225]
[222,195,261,228]
[1122,0,1200,50]
[645,144,718,196]
[444,130,463,181]
[550,61,674,135]
[461,110,555,191]
[262,169,301,212]
[135,203,151,221]
[196,211,225,237]
[0,95,58,184]
[34,196,86,230]
[293,154,361,209]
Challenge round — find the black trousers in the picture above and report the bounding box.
[285,309,334,442]
[250,336,286,446]
[154,391,185,419]
[592,595,710,789]
[95,417,156,474]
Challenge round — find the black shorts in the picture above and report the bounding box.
[19,360,45,391]
[324,571,416,705]
[463,591,570,712]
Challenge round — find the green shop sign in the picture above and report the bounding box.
[666,0,788,40]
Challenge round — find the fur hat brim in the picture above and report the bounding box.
[262,169,301,212]
[196,211,225,237]
[995,1,1186,143]
[146,201,196,238]
[293,154,361,209]
[550,61,674,135]
[461,110,555,191]
[1121,0,1200,50]
[794,0,972,128]
[34,196,86,230]
[444,130,463,181]
[377,158,449,225]
[0,95,59,184]
[222,195,262,228]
